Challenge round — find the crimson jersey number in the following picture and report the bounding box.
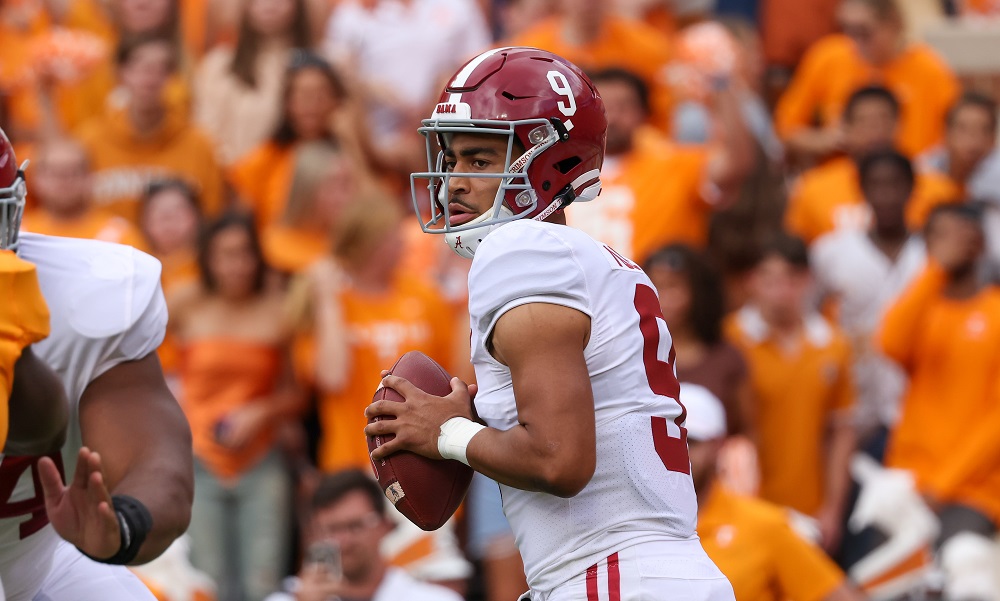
[634,283,690,475]
[0,452,61,539]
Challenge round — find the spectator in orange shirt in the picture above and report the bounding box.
[510,0,675,131]
[296,197,459,474]
[685,384,863,601]
[567,67,753,264]
[20,137,146,249]
[725,235,856,553]
[878,204,1000,558]
[775,0,959,161]
[786,85,958,244]
[911,93,999,227]
[195,0,313,166]
[140,178,203,295]
[228,52,372,235]
[75,34,225,223]
[261,141,375,274]
[169,212,306,601]
[139,178,203,386]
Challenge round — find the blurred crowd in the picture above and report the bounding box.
[5,0,1000,599]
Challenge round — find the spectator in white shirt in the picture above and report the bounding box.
[810,149,926,449]
[265,469,464,601]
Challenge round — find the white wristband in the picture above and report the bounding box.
[438,417,486,466]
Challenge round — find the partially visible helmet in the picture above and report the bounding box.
[0,129,27,252]
[410,47,607,258]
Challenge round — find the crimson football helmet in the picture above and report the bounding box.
[410,47,607,258]
[0,128,27,252]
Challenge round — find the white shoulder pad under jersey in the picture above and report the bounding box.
[468,219,593,338]
[17,233,166,449]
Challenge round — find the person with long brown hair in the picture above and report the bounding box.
[169,212,305,601]
[195,0,313,165]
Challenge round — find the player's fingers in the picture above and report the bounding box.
[371,438,402,461]
[364,419,397,437]
[381,375,422,399]
[87,470,113,508]
[467,383,479,400]
[364,400,403,420]
[37,456,66,504]
[380,369,390,377]
[71,447,92,489]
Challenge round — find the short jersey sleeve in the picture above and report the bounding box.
[468,221,592,340]
[91,249,168,380]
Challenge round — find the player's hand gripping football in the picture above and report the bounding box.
[364,373,478,461]
[37,447,121,559]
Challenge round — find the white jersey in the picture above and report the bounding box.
[265,567,465,601]
[468,220,697,595]
[0,233,166,600]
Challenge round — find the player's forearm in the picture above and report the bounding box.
[466,425,595,498]
[823,419,856,519]
[109,428,194,564]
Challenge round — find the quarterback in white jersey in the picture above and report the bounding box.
[0,131,194,600]
[366,47,734,600]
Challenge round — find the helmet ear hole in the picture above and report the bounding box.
[542,181,551,191]
[553,156,582,174]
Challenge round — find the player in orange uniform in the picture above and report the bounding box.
[0,250,67,456]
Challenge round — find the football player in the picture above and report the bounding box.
[0,128,194,600]
[0,248,70,600]
[366,47,735,600]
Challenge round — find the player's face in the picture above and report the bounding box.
[750,256,811,323]
[442,133,511,225]
[287,68,338,141]
[311,492,390,583]
[947,105,996,171]
[206,225,259,299]
[862,161,911,233]
[119,42,173,109]
[843,98,896,156]
[926,213,984,276]
[646,265,692,329]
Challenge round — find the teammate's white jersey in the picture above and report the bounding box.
[0,233,166,600]
[468,220,698,595]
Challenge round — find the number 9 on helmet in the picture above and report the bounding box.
[410,46,607,258]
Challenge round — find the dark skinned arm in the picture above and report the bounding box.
[466,303,596,497]
[366,302,597,498]
[77,352,193,563]
[4,347,68,456]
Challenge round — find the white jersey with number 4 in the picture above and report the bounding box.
[0,233,165,601]
[468,219,698,595]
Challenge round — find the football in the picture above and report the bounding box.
[367,351,474,531]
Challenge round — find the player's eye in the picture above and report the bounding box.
[471,159,490,170]
[443,159,456,172]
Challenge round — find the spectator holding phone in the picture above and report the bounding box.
[266,469,464,601]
